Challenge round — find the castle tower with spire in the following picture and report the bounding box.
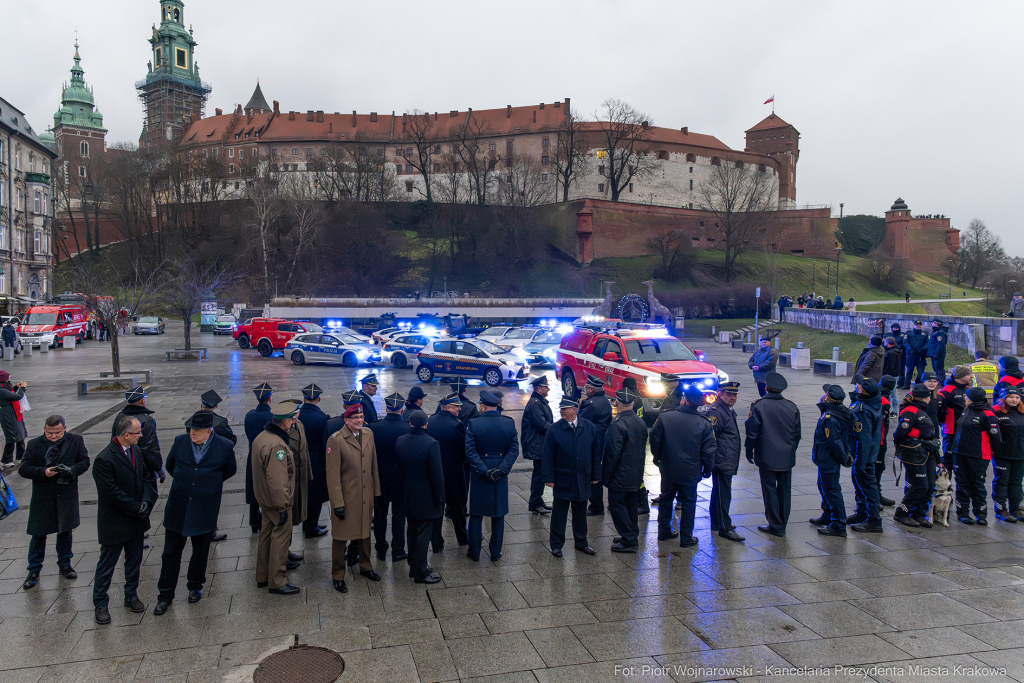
[51,37,108,204]
[136,0,211,151]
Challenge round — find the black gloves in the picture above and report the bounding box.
[333,506,345,520]
[136,501,150,519]
[278,510,289,526]
[746,452,754,464]
[487,469,505,483]
[844,452,854,468]
[701,467,712,479]
[158,470,166,484]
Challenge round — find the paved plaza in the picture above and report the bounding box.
[0,323,1023,683]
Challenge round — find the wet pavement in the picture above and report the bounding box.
[0,323,1022,682]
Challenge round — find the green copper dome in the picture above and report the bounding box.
[53,41,106,132]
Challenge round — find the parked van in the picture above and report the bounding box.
[17,305,89,348]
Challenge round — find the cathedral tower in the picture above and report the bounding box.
[51,38,108,203]
[744,113,800,209]
[136,0,211,151]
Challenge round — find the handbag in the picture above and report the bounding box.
[0,470,18,521]
[18,395,29,412]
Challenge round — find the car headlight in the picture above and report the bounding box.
[543,348,558,359]
[511,348,529,359]
[717,369,729,382]
[356,349,370,360]
[646,379,663,393]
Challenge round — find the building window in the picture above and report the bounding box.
[542,137,549,148]
[229,164,235,174]
[321,148,327,155]
[598,183,605,193]
[433,145,441,154]
[228,148,235,158]
[405,148,412,157]
[395,164,402,174]
[34,231,40,254]
[15,150,21,171]
[306,148,313,156]
[16,270,21,294]
[542,173,548,182]
[80,141,89,157]
[541,156,549,166]
[271,149,278,157]
[155,47,162,66]
[175,47,187,69]
[33,191,40,214]
[489,143,496,151]
[433,163,441,172]
[16,190,21,210]
[238,149,245,159]
[292,148,299,155]
[689,167,693,173]
[396,148,403,157]
[598,165,605,176]
[506,141,513,150]
[16,230,22,253]
[405,181,414,193]
[406,164,413,173]
[689,179,693,190]
[213,148,219,158]
[629,183,634,193]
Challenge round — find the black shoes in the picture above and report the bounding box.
[346,555,360,567]
[285,560,301,571]
[306,528,329,539]
[409,566,434,579]
[530,507,551,515]
[60,566,77,580]
[913,515,933,528]
[124,596,146,613]
[153,601,170,616]
[393,552,409,561]
[333,580,348,593]
[997,512,1019,523]
[894,509,920,527]
[550,548,563,557]
[808,515,830,526]
[489,552,502,561]
[976,517,988,526]
[958,516,976,525]
[680,536,699,547]
[846,512,867,526]
[415,573,442,584]
[188,590,202,604]
[269,584,301,595]
[719,529,745,542]
[879,495,896,507]
[22,573,39,590]
[95,608,111,625]
[211,533,227,542]
[575,546,596,556]
[610,542,637,553]
[256,581,268,588]
[850,522,883,533]
[432,544,445,553]
[658,532,679,541]
[586,509,604,517]
[288,552,303,562]
[360,570,381,581]
[817,525,847,537]
[757,525,785,537]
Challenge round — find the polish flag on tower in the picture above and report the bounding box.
[763,95,774,105]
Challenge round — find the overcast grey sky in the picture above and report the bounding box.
[9,0,1023,252]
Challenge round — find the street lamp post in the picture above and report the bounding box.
[811,261,816,298]
[834,247,842,299]
[986,282,992,316]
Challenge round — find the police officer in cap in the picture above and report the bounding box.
[112,387,163,499]
[434,377,480,423]
[195,391,237,446]
[810,384,855,536]
[521,376,554,514]
[358,375,380,424]
[707,381,744,542]
[603,387,648,553]
[298,384,331,539]
[367,393,411,561]
[904,320,929,386]
[428,393,469,548]
[928,318,949,378]
[745,372,801,537]
[847,374,884,533]
[659,373,682,413]
[244,383,275,533]
[543,396,601,556]
[464,390,519,561]
[579,374,612,517]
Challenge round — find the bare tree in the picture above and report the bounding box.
[161,145,227,256]
[593,99,657,201]
[433,143,465,204]
[160,256,242,350]
[242,180,281,299]
[53,144,110,259]
[397,110,437,202]
[453,114,497,206]
[696,161,779,281]
[282,191,326,290]
[646,230,693,282]
[554,107,589,202]
[866,248,912,294]
[959,218,1006,288]
[760,238,783,312]
[494,152,552,208]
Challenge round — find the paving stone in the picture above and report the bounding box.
[368,617,443,648]
[868,654,1018,683]
[409,640,459,682]
[936,567,1024,588]
[524,627,595,667]
[426,584,497,617]
[688,586,802,612]
[777,580,874,603]
[439,613,490,639]
[532,657,663,683]
[767,633,912,668]
[512,574,628,607]
[481,603,598,634]
[783,554,898,581]
[944,586,1024,620]
[569,616,707,661]
[654,645,791,683]
[676,607,819,649]
[448,632,545,678]
[845,572,964,597]
[850,593,993,631]
[328,644,420,683]
[877,627,996,658]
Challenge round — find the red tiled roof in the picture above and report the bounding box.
[579,123,731,151]
[745,114,795,133]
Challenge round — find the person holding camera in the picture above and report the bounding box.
[18,415,90,589]
[0,371,27,467]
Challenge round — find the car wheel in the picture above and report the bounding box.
[342,351,359,367]
[562,369,578,397]
[258,340,273,357]
[291,351,305,366]
[483,368,502,387]
[392,353,407,369]
[238,334,251,349]
[417,365,435,383]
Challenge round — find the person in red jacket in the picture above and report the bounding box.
[938,366,973,513]
[951,387,1002,525]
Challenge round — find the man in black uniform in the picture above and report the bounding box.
[465,391,519,561]
[397,411,444,584]
[889,323,907,389]
[745,372,801,537]
[298,383,331,539]
[195,390,235,542]
[810,384,854,536]
[904,320,928,386]
[847,375,884,533]
[928,318,949,378]
[579,374,612,517]
[367,393,411,561]
[358,374,380,424]
[651,385,715,547]
[707,381,744,542]
[893,384,938,527]
[427,393,469,548]
[878,375,898,507]
[883,338,903,380]
[244,383,275,533]
[521,376,554,515]
[112,387,162,499]
[622,377,651,515]
[434,377,480,423]
[603,388,648,553]
[542,397,601,557]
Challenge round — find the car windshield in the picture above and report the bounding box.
[473,339,508,354]
[300,323,323,333]
[478,327,509,338]
[139,317,159,323]
[506,329,536,339]
[623,338,697,363]
[336,334,364,344]
[217,316,235,322]
[22,313,56,325]
[535,331,562,343]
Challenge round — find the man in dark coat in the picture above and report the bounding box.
[904,320,929,386]
[928,319,949,378]
[846,375,884,533]
[810,385,855,536]
[603,388,647,553]
[244,382,275,533]
[427,393,469,548]
[707,382,744,542]
[659,373,682,414]
[433,377,479,520]
[92,416,157,624]
[397,411,444,584]
[543,396,602,556]
[651,386,716,547]
[745,372,801,537]
[853,337,885,383]
[358,374,380,424]
[521,376,554,514]
[195,390,237,446]
[882,337,903,380]
[154,411,236,615]
[888,324,908,388]
[464,391,519,561]
[1,321,16,349]
[367,393,411,560]
[112,387,162,497]
[403,386,427,421]
[18,415,89,589]
[298,383,331,539]
[579,375,612,517]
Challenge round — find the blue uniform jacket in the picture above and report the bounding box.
[163,433,236,537]
[541,418,602,502]
[244,404,273,506]
[927,326,949,358]
[905,329,928,356]
[465,411,519,517]
[850,394,883,469]
[747,347,779,383]
[299,403,331,506]
[811,402,854,471]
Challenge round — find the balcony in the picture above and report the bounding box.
[24,173,50,185]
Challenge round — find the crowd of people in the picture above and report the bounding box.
[778,293,856,311]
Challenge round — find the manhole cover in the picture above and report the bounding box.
[253,645,344,683]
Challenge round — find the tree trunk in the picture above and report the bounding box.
[109,325,121,377]
[183,319,192,351]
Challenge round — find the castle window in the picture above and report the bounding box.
[699,221,704,227]
[321,148,327,155]
[689,167,693,173]
[80,141,89,157]
[686,153,696,163]
[541,156,549,166]
[395,164,402,173]
[690,180,693,190]
[306,148,313,156]
[542,137,549,148]
[433,145,441,154]
[598,183,605,193]
[433,163,440,172]
[272,149,278,157]
[598,165,605,176]
[542,173,548,182]
[658,150,669,160]
[489,143,496,151]
[212,148,219,158]
[507,141,514,150]
[79,166,87,178]
[34,191,41,214]
[405,181,414,193]
[759,163,766,172]
[228,148,234,158]
[629,183,634,193]
[376,148,383,157]
[155,48,162,66]
[406,148,412,157]
[734,161,743,169]
[406,164,413,173]
[238,149,244,159]
[175,48,187,69]
[396,148,403,157]
[173,8,180,21]
[229,164,235,174]
[292,148,299,155]
[711,157,720,166]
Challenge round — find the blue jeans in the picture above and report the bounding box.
[93,535,144,610]
[658,476,699,539]
[27,532,73,572]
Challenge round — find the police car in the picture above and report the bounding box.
[413,336,528,386]
[381,333,434,369]
[285,332,383,367]
[517,329,566,366]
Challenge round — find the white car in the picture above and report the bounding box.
[495,327,546,350]
[381,333,433,369]
[323,323,372,343]
[285,332,383,367]
[413,336,528,386]
[475,325,516,342]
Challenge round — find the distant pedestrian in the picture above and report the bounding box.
[905,290,911,304]
[1007,292,1024,318]
[748,337,779,397]
[0,371,27,467]
[853,336,885,383]
[1,321,16,349]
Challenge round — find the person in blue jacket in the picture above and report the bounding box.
[902,320,929,388]
[810,384,855,537]
[928,319,949,378]
[847,375,884,533]
[542,396,602,557]
[748,337,779,397]
[464,391,519,562]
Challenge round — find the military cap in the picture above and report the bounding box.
[408,386,426,401]
[252,382,273,400]
[185,411,214,429]
[857,376,880,398]
[765,372,788,392]
[439,392,462,406]
[683,385,705,405]
[558,396,579,409]
[660,372,680,382]
[623,377,640,393]
[911,383,931,398]
[480,390,502,407]
[200,389,222,407]
[585,374,604,389]
[341,390,361,405]
[302,383,323,400]
[913,320,923,325]
[384,392,405,410]
[529,375,549,387]
[719,381,740,394]
[124,386,146,402]
[491,389,504,399]
[880,375,897,391]
[360,373,379,386]
[343,404,363,418]
[921,371,938,382]
[931,318,943,325]
[449,376,469,394]
[822,384,846,402]
[270,402,300,419]
[614,387,639,404]
[968,387,987,403]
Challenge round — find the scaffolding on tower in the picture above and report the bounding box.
[135,71,211,151]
